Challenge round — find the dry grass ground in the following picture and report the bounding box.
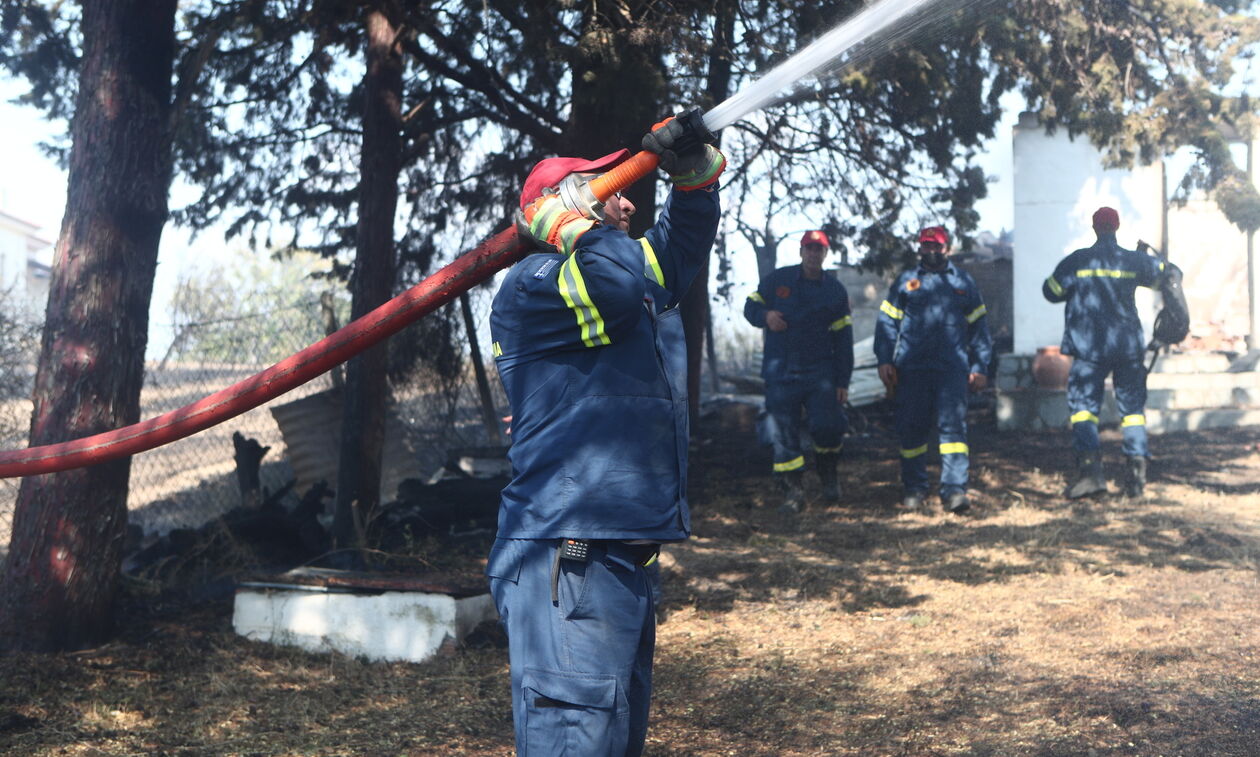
[2,413,1259,756]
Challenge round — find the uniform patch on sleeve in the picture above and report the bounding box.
[906,278,921,291]
[775,285,792,299]
[533,258,560,279]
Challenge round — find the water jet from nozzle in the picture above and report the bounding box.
[588,0,969,205]
[702,0,945,133]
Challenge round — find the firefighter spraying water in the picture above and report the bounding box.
[488,111,725,757]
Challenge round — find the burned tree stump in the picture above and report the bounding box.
[232,431,271,510]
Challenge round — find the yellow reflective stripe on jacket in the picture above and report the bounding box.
[558,255,611,347]
[747,291,765,304]
[940,442,969,455]
[814,444,843,454]
[492,341,503,357]
[881,300,905,320]
[1122,414,1146,427]
[774,455,805,472]
[966,304,988,324]
[639,238,665,288]
[900,444,928,459]
[1045,275,1064,296]
[1076,269,1136,279]
[1070,410,1099,425]
[829,315,853,331]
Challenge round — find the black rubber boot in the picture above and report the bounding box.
[1124,456,1147,498]
[816,452,842,504]
[944,491,970,515]
[1064,452,1107,499]
[776,470,805,513]
[901,491,927,512]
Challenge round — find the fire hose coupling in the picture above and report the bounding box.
[552,172,608,222]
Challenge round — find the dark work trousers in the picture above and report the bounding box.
[763,372,848,473]
[1066,357,1149,457]
[895,368,970,495]
[487,538,656,757]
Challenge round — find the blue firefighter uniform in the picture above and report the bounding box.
[874,262,992,496]
[487,185,719,756]
[743,265,854,473]
[1042,235,1168,458]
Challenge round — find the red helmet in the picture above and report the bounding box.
[1092,206,1120,232]
[917,226,949,247]
[800,230,830,249]
[519,149,631,209]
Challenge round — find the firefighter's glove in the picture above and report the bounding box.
[516,194,596,256]
[642,110,725,191]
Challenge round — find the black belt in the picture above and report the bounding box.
[550,539,660,603]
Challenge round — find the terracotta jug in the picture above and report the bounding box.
[1032,345,1072,390]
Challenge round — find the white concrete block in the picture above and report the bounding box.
[233,582,497,663]
[1152,352,1233,374]
[1146,407,1260,433]
[456,454,511,478]
[996,388,1118,431]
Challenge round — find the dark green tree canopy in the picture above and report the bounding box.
[3,0,1257,272]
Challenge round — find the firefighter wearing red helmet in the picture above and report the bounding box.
[744,229,855,512]
[487,109,724,755]
[800,229,829,248]
[1042,206,1183,499]
[874,226,993,514]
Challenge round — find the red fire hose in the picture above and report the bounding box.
[0,148,663,480]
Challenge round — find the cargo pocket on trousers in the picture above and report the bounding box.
[485,539,528,627]
[522,667,626,756]
[486,538,526,583]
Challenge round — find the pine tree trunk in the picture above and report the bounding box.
[332,4,404,562]
[680,2,736,425]
[0,0,176,652]
[568,0,666,235]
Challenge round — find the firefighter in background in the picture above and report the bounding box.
[1042,206,1185,499]
[743,230,855,512]
[875,226,993,514]
[487,111,723,756]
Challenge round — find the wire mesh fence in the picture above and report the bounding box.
[0,292,504,556]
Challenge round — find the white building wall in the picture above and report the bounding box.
[1166,193,1250,347]
[1012,113,1163,354]
[0,210,53,315]
[0,226,23,293]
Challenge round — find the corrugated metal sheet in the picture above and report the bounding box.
[269,390,425,503]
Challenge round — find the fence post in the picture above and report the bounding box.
[459,292,502,445]
[320,290,344,389]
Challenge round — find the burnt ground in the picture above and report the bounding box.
[2,405,1259,756]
